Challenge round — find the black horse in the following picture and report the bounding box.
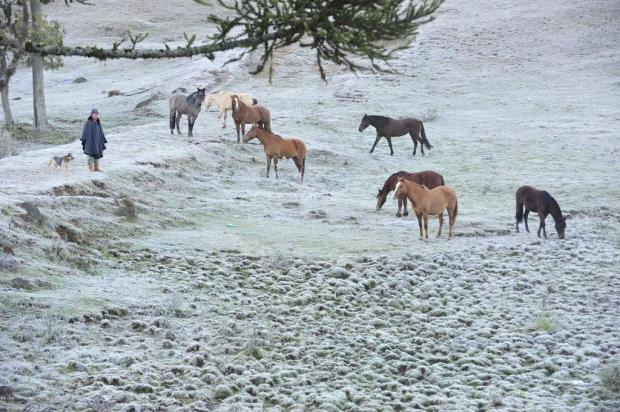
[515,185,566,239]
[358,114,432,156]
[169,88,206,137]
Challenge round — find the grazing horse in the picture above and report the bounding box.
[243,126,306,182]
[377,171,445,217]
[515,186,566,239]
[204,91,257,128]
[169,88,206,137]
[231,95,271,143]
[358,114,432,156]
[394,177,458,239]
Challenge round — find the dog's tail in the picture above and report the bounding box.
[421,123,432,150]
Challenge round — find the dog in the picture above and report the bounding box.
[48,153,75,176]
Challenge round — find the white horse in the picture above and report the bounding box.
[204,91,257,128]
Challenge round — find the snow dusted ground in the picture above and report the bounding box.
[1,0,619,410]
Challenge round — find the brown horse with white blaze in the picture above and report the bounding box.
[231,95,271,143]
[376,170,445,217]
[244,126,307,182]
[394,177,458,239]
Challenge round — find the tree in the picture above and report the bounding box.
[2,0,443,86]
[0,0,29,129]
[1,0,442,140]
[30,0,49,131]
[1,0,64,131]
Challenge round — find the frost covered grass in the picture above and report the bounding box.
[0,0,619,410]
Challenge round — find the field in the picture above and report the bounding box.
[1,0,619,410]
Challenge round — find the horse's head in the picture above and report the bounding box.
[376,187,388,210]
[555,216,566,239]
[243,126,258,143]
[358,114,370,132]
[393,177,407,199]
[230,95,239,112]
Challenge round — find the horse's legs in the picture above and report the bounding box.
[188,114,194,137]
[273,158,278,179]
[175,113,182,134]
[370,134,381,153]
[420,137,425,155]
[539,212,548,238]
[386,137,394,156]
[221,109,227,128]
[235,121,241,143]
[240,122,246,143]
[524,210,530,232]
[423,214,429,239]
[403,198,409,216]
[410,132,418,156]
[437,213,444,238]
[416,213,424,240]
[396,198,402,217]
[266,156,271,178]
[537,213,547,238]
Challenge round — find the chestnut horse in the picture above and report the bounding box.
[231,95,271,143]
[244,126,307,182]
[515,185,566,239]
[394,177,458,239]
[358,114,432,156]
[376,170,445,217]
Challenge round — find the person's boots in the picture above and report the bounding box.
[93,160,102,172]
[88,162,94,172]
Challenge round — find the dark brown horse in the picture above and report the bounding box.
[358,114,432,156]
[515,186,566,239]
[377,171,445,217]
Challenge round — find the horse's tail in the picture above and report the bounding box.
[421,123,433,149]
[264,120,271,132]
[515,191,524,223]
[169,109,175,130]
[295,140,307,181]
[440,174,445,186]
[453,199,458,222]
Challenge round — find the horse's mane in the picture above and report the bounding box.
[367,115,391,128]
[378,171,409,197]
[541,191,562,217]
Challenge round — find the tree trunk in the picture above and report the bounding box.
[0,52,13,130]
[30,0,50,132]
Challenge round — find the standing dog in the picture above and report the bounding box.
[48,153,75,176]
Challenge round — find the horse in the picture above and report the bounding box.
[376,170,445,217]
[394,177,458,239]
[358,114,432,156]
[204,91,257,128]
[231,95,271,143]
[515,186,566,239]
[243,126,306,182]
[169,88,206,137]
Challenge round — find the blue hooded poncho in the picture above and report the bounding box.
[81,116,107,159]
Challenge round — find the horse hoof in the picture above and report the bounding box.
[396,214,401,218]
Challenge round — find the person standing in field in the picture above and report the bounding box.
[80,108,107,172]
